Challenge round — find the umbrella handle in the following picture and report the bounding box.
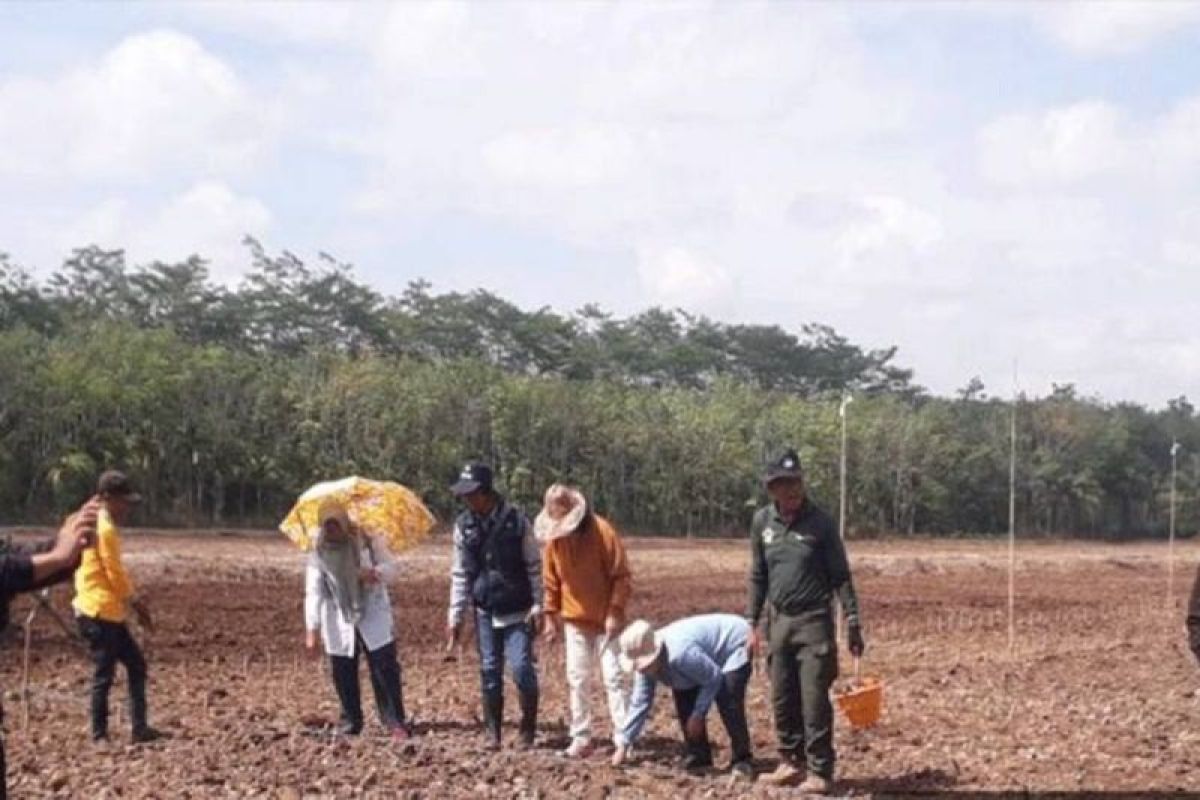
[853,656,861,680]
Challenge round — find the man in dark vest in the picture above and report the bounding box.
[747,449,865,794]
[445,462,543,750]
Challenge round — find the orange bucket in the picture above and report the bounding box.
[834,659,883,729]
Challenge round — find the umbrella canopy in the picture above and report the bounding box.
[280,476,436,553]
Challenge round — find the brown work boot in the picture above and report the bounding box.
[798,774,833,795]
[763,760,805,787]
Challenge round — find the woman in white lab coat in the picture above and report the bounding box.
[304,501,409,739]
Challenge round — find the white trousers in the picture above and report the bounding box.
[564,622,628,744]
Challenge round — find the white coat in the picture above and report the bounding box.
[304,534,399,657]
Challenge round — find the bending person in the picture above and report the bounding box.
[611,614,753,781]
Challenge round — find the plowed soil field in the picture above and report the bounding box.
[2,532,1198,798]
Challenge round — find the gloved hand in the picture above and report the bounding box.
[848,624,865,658]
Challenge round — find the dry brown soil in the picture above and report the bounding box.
[2,531,1198,798]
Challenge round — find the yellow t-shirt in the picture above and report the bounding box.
[73,508,134,622]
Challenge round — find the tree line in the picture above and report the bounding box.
[0,243,1195,539]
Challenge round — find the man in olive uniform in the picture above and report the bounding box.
[746,449,864,793]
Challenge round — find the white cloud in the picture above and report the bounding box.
[481,127,637,189]
[636,245,734,309]
[0,29,273,182]
[176,1,367,46]
[1154,96,1200,175]
[1151,339,1200,386]
[371,1,477,78]
[342,3,921,314]
[138,182,271,280]
[978,95,1200,188]
[1026,2,1200,57]
[836,195,944,268]
[930,2,1200,58]
[57,181,271,282]
[978,100,1130,186]
[1163,206,1200,268]
[3,3,1199,404]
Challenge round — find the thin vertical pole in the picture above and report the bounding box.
[838,394,853,645]
[21,602,38,730]
[1169,440,1181,612]
[839,394,852,541]
[1008,365,1018,654]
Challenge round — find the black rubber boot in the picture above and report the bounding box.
[482,690,503,751]
[517,691,538,749]
[683,738,714,772]
[89,693,109,742]
[129,670,156,742]
[132,726,164,744]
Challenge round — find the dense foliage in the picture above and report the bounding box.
[1,243,1195,538]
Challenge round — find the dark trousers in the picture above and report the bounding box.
[671,662,753,768]
[77,615,148,738]
[474,611,538,697]
[767,607,838,779]
[329,635,406,733]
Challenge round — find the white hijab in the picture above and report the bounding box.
[313,517,364,625]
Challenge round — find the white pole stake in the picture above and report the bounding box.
[839,393,853,542]
[21,600,39,731]
[1169,440,1181,613]
[838,393,853,645]
[1008,364,1018,654]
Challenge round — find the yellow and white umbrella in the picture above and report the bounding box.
[279,476,436,553]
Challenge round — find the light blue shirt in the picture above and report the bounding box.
[617,613,751,746]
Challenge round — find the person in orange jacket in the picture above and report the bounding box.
[73,471,161,744]
[538,484,631,758]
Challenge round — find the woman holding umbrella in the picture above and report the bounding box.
[303,499,409,740]
[282,477,435,741]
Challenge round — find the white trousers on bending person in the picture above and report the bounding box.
[564,622,628,745]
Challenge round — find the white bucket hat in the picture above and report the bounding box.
[533,484,588,543]
[617,619,662,672]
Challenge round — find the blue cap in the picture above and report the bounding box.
[451,462,494,496]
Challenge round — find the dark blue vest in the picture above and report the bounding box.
[457,500,533,616]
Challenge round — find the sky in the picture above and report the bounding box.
[1,1,1199,406]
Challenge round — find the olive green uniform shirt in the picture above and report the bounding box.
[746,499,861,627]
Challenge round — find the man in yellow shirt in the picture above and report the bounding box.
[73,471,160,743]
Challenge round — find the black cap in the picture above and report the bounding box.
[451,462,494,496]
[764,449,803,486]
[97,470,142,503]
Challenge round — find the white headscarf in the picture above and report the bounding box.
[313,504,363,625]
